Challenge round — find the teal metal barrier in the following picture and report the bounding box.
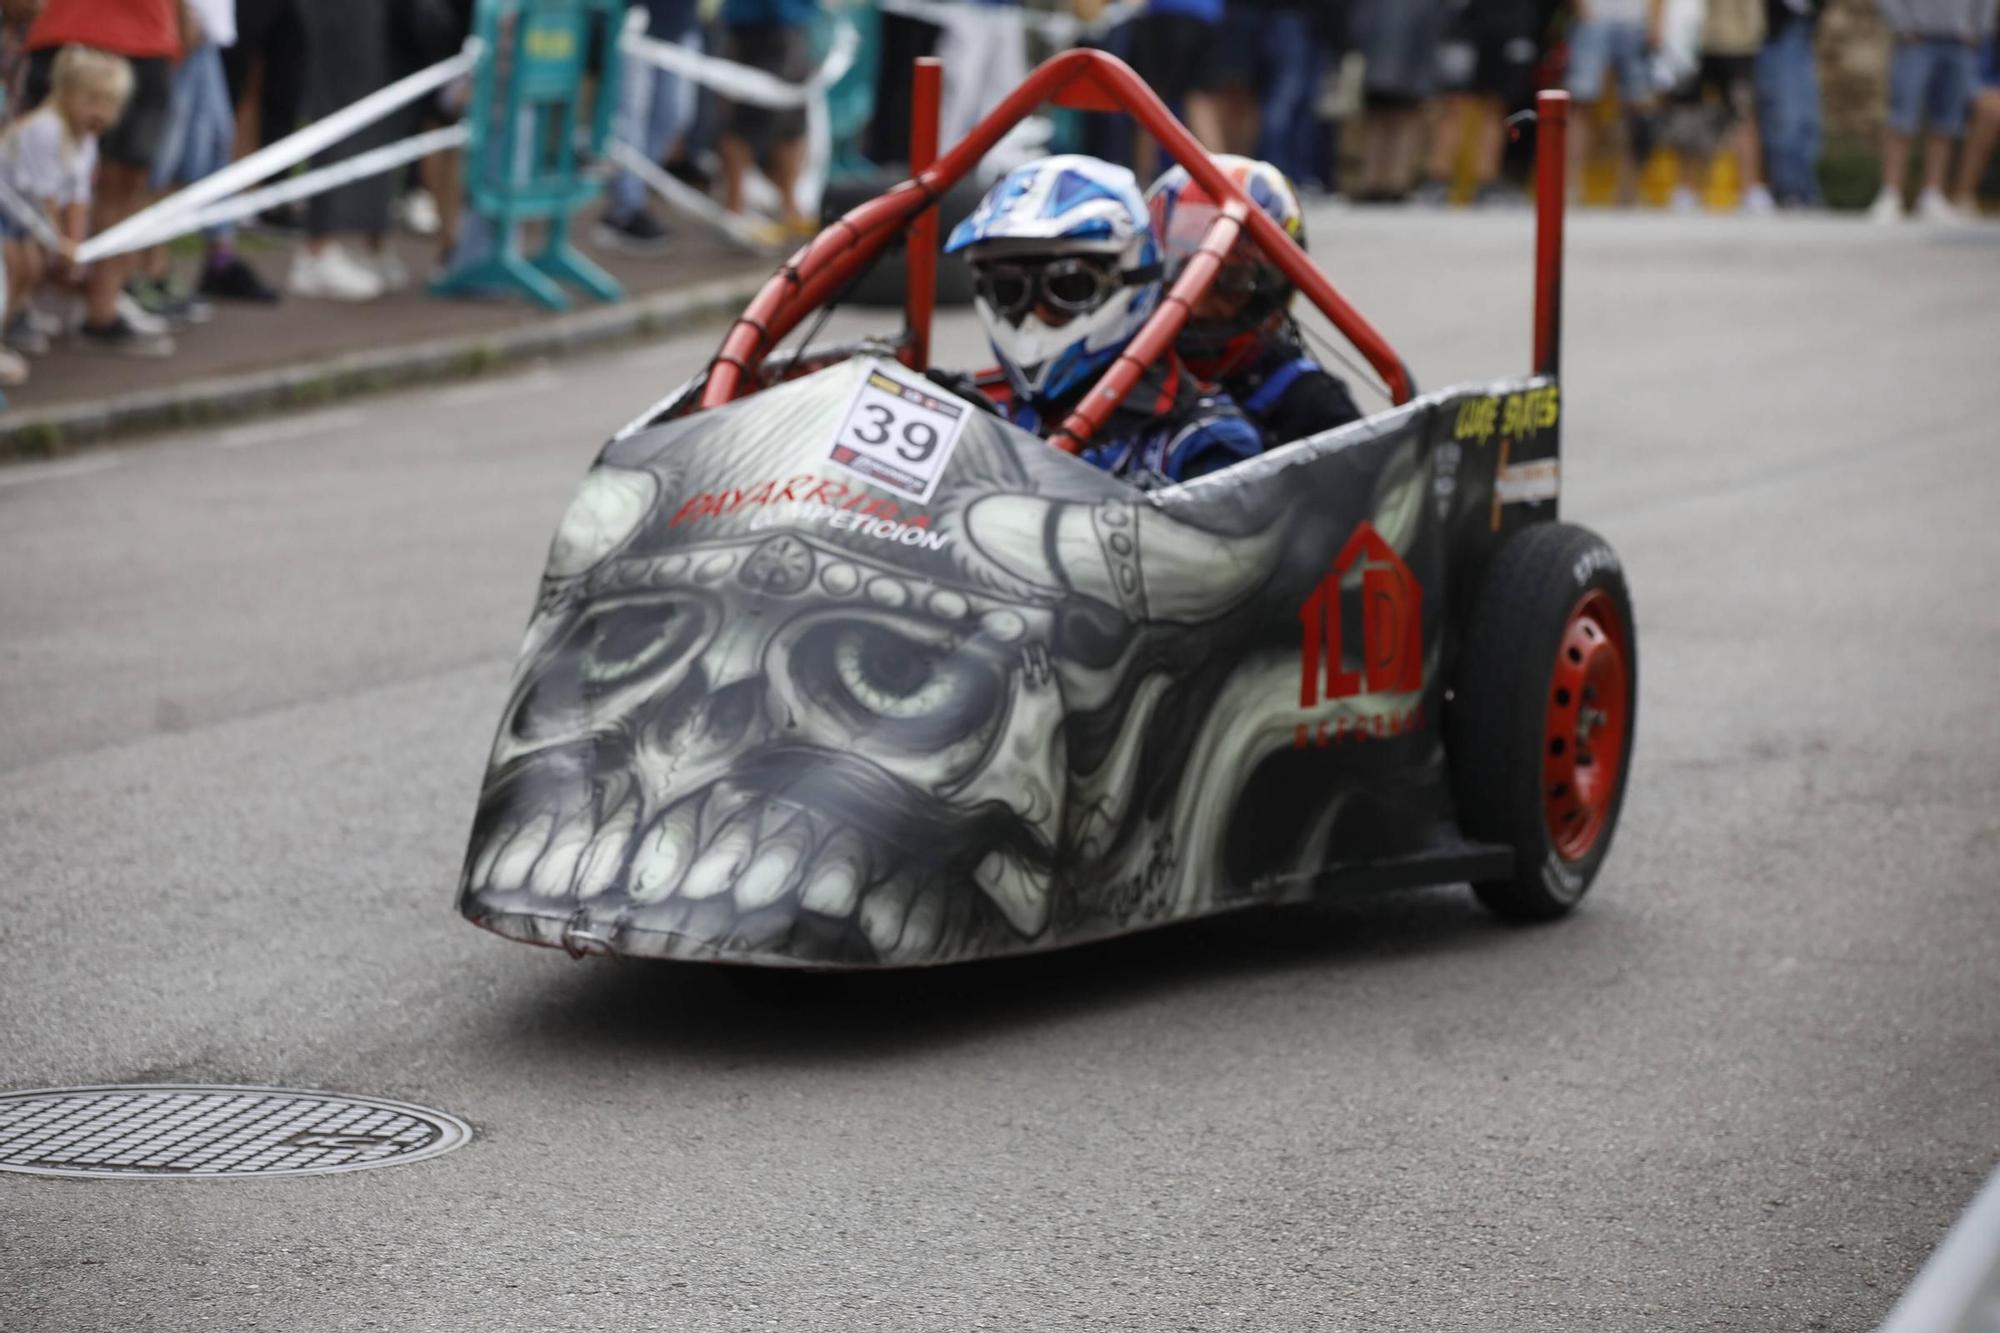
[433,0,623,310]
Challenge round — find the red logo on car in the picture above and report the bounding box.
[1294,523,1424,747]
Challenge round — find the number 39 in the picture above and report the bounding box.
[855,403,938,462]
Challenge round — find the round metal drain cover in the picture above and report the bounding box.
[0,1085,471,1179]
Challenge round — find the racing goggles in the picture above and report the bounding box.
[972,256,1161,324]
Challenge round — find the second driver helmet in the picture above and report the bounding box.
[1145,156,1306,381]
[945,155,1164,408]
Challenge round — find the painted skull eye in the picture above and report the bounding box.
[512,598,709,742]
[798,621,1002,748]
[580,601,707,689]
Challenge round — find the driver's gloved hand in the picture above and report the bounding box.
[923,368,1003,417]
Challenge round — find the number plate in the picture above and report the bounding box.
[825,360,972,504]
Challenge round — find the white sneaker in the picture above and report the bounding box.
[397,190,441,237]
[367,248,411,293]
[289,244,385,302]
[0,345,28,385]
[114,291,170,336]
[1740,183,1777,216]
[1915,189,1961,223]
[1668,185,1701,214]
[1868,188,1904,223]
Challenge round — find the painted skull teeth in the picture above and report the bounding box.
[465,779,1049,964]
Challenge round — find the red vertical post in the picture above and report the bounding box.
[1533,90,1569,380]
[902,57,944,372]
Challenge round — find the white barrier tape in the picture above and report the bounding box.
[877,0,1142,48]
[621,20,858,109]
[609,137,777,251]
[0,178,67,253]
[80,41,481,264]
[99,124,472,262]
[620,20,857,220]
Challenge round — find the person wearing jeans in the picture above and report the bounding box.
[1871,0,1997,222]
[1249,1,1323,184]
[598,0,699,255]
[1756,0,1825,208]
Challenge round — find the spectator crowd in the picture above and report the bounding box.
[0,0,1994,394]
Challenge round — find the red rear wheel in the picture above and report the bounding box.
[1448,522,1638,921]
[1542,590,1631,861]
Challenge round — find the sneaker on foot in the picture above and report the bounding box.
[1740,183,1777,216]
[6,313,49,356]
[289,244,385,302]
[1668,185,1702,214]
[128,281,214,326]
[0,345,28,384]
[1915,188,1961,223]
[200,255,281,304]
[1410,178,1451,207]
[397,189,441,237]
[720,213,791,255]
[114,291,172,336]
[78,314,176,357]
[367,248,411,293]
[592,210,674,255]
[1868,187,1903,223]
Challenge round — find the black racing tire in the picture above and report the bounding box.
[1448,521,1638,921]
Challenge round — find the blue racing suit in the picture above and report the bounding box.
[1014,354,1267,487]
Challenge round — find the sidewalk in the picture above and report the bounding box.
[0,223,774,458]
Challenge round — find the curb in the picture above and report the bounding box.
[0,272,767,462]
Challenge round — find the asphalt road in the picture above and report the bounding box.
[2,209,1996,1332]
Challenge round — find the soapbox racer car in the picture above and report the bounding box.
[456,53,1638,968]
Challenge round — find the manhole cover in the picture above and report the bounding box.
[0,1085,471,1179]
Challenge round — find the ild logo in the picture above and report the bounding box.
[1294,522,1424,747]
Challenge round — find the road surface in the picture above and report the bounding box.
[2,209,1996,1331]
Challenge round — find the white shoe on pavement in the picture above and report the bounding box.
[1668,185,1701,214]
[1868,188,1904,223]
[1915,189,1961,224]
[114,291,170,336]
[289,244,385,302]
[0,345,28,385]
[397,190,441,237]
[368,248,411,293]
[1740,183,1777,216]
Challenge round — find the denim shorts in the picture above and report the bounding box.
[1567,20,1652,104]
[1887,38,1978,136]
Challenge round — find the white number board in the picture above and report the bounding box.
[825,360,972,504]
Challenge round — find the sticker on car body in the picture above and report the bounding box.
[826,359,971,504]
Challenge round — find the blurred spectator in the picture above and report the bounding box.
[23,0,181,352]
[1350,0,1450,201]
[1949,32,1999,210]
[1244,0,1329,185]
[717,0,818,248]
[1870,0,1996,221]
[289,0,406,300]
[1211,4,1264,154]
[1566,0,1663,204]
[0,46,134,375]
[1756,0,1824,208]
[1417,0,1541,205]
[223,0,304,159]
[0,0,37,119]
[934,0,1031,154]
[1128,0,1228,181]
[146,0,277,310]
[599,0,699,255]
[1665,0,1773,212]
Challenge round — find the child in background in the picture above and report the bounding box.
[1664,0,1774,213]
[0,45,135,373]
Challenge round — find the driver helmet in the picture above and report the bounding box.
[944,155,1163,409]
[1144,155,1306,381]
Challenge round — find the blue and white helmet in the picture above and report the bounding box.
[945,155,1163,406]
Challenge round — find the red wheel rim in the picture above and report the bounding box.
[1543,589,1630,861]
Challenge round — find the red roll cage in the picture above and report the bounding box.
[697,50,1568,452]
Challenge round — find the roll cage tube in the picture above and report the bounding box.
[697,49,1416,440]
